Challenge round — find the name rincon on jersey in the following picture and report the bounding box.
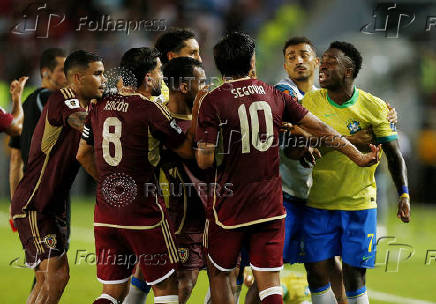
[104,100,129,112]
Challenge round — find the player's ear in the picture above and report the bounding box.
[41,68,49,79]
[167,51,176,62]
[315,57,320,66]
[345,67,354,78]
[144,73,152,88]
[179,82,189,94]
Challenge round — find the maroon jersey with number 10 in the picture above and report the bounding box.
[195,78,308,229]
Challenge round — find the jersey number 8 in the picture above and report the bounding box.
[102,117,122,166]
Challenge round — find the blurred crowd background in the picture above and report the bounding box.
[0,0,435,205]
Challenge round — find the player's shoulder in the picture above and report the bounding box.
[357,88,387,111]
[50,87,80,109]
[302,88,325,104]
[274,78,295,93]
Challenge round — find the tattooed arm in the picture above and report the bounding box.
[67,111,88,132]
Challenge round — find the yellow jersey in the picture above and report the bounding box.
[302,87,398,211]
[150,80,169,104]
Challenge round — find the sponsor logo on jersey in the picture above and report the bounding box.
[178,247,189,264]
[170,119,183,134]
[64,99,80,109]
[346,120,362,134]
[44,234,57,249]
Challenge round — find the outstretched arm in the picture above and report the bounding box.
[382,140,410,223]
[298,112,380,167]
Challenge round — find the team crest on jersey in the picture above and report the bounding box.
[44,234,57,249]
[178,247,189,263]
[64,99,80,109]
[346,120,361,134]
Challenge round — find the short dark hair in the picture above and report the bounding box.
[120,47,160,87]
[282,36,316,55]
[155,28,196,64]
[40,48,66,72]
[163,57,203,92]
[64,50,102,77]
[329,41,362,78]
[214,32,255,78]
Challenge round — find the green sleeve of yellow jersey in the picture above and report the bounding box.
[369,95,398,144]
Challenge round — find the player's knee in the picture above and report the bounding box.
[342,263,366,291]
[304,263,329,288]
[178,280,194,301]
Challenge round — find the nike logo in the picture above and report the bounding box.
[362,256,372,261]
[324,113,336,117]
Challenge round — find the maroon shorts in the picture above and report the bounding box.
[14,210,67,268]
[204,218,285,271]
[94,218,178,285]
[175,233,205,271]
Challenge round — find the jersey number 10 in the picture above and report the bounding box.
[237,101,274,153]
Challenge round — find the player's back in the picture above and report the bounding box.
[89,92,184,227]
[196,78,308,228]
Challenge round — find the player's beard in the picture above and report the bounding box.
[151,79,162,96]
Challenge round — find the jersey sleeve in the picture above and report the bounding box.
[0,107,13,132]
[81,107,94,145]
[195,94,219,146]
[148,101,186,150]
[275,83,296,97]
[281,91,308,124]
[46,90,85,127]
[371,98,399,144]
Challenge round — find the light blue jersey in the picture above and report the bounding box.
[275,77,317,200]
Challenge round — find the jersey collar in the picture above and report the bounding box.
[326,86,359,108]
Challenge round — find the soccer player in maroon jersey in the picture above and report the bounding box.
[161,56,208,303]
[0,76,27,136]
[195,32,380,304]
[76,48,194,304]
[11,50,105,304]
[123,28,204,304]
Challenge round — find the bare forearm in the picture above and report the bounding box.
[9,148,23,199]
[385,143,408,193]
[79,154,98,181]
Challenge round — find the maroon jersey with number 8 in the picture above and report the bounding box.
[83,92,186,228]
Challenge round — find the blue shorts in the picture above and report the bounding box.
[302,207,377,268]
[283,194,306,264]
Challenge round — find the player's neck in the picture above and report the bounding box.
[327,83,354,105]
[136,87,151,99]
[168,95,191,115]
[68,85,88,108]
[41,78,55,91]
[292,77,314,94]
